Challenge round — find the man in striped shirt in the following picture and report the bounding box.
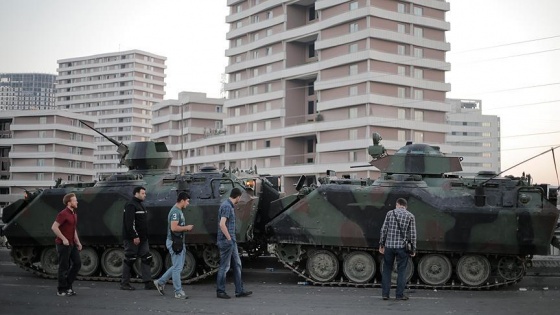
[379,198,417,300]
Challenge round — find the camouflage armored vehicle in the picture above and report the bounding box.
[265,133,559,289]
[1,122,281,283]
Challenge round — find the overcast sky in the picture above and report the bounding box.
[1,0,559,185]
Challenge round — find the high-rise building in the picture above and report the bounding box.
[0,111,96,206]
[180,0,452,192]
[55,50,167,176]
[151,92,225,175]
[445,98,501,177]
[0,73,56,110]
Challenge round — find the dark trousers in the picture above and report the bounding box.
[382,247,408,298]
[56,244,81,292]
[122,239,151,284]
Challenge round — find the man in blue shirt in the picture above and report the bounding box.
[216,188,252,299]
[379,198,417,300]
[153,192,193,299]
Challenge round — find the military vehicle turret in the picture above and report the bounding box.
[265,133,559,289]
[2,121,281,283]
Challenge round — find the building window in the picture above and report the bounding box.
[230,143,237,152]
[266,29,273,36]
[235,108,240,116]
[350,23,359,33]
[483,143,491,147]
[39,117,47,124]
[252,86,259,95]
[253,68,259,77]
[307,43,316,58]
[253,122,258,131]
[265,102,272,110]
[349,129,358,140]
[398,45,405,55]
[265,120,271,130]
[37,173,44,180]
[252,104,258,114]
[264,158,271,168]
[483,122,491,127]
[307,139,314,153]
[397,3,406,13]
[414,68,423,79]
[350,1,358,10]
[349,86,358,96]
[398,108,406,119]
[414,90,423,100]
[252,141,257,150]
[483,132,491,137]
[398,87,406,98]
[398,24,405,34]
[267,11,273,19]
[38,131,46,138]
[414,110,423,121]
[398,66,406,76]
[253,33,259,41]
[483,152,491,158]
[414,131,423,143]
[349,107,358,119]
[349,151,357,162]
[398,130,406,141]
[38,145,45,152]
[265,140,270,148]
[252,15,260,23]
[236,38,242,47]
[414,27,423,38]
[308,6,316,21]
[349,43,358,53]
[349,64,358,75]
[266,65,272,73]
[266,47,272,55]
[413,6,423,16]
[308,83,314,96]
[37,159,44,166]
[413,47,423,58]
[235,73,241,81]
[308,101,315,115]
[234,125,240,133]
[216,106,222,113]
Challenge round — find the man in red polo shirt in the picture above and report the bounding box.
[51,193,82,297]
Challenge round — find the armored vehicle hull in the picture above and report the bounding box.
[266,135,559,289]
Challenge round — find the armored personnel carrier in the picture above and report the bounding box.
[1,122,281,283]
[265,133,559,289]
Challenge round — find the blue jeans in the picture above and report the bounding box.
[216,240,244,295]
[157,239,185,293]
[382,247,408,298]
[56,244,81,292]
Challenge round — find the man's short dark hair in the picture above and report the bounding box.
[177,191,190,203]
[396,198,407,207]
[133,186,146,195]
[230,187,242,198]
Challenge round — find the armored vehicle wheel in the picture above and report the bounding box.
[202,246,220,268]
[133,249,162,278]
[306,249,339,282]
[40,247,58,275]
[379,256,414,284]
[164,250,196,280]
[342,251,376,284]
[456,255,491,286]
[78,247,99,276]
[418,254,452,286]
[497,256,525,281]
[12,247,35,265]
[101,248,125,278]
[277,244,302,264]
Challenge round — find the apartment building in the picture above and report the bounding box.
[0,111,96,206]
[0,73,56,110]
[55,50,167,176]
[445,98,501,177]
[176,0,450,191]
[151,92,225,175]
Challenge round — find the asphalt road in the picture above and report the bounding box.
[0,248,558,315]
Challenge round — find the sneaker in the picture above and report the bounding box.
[154,280,165,296]
[120,283,136,290]
[56,291,67,297]
[235,291,252,298]
[144,281,157,290]
[396,295,409,300]
[66,288,76,296]
[382,296,389,300]
[174,291,188,299]
[216,292,231,299]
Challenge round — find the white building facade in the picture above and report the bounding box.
[0,111,97,206]
[55,50,167,176]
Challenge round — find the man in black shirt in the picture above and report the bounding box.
[121,186,156,290]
